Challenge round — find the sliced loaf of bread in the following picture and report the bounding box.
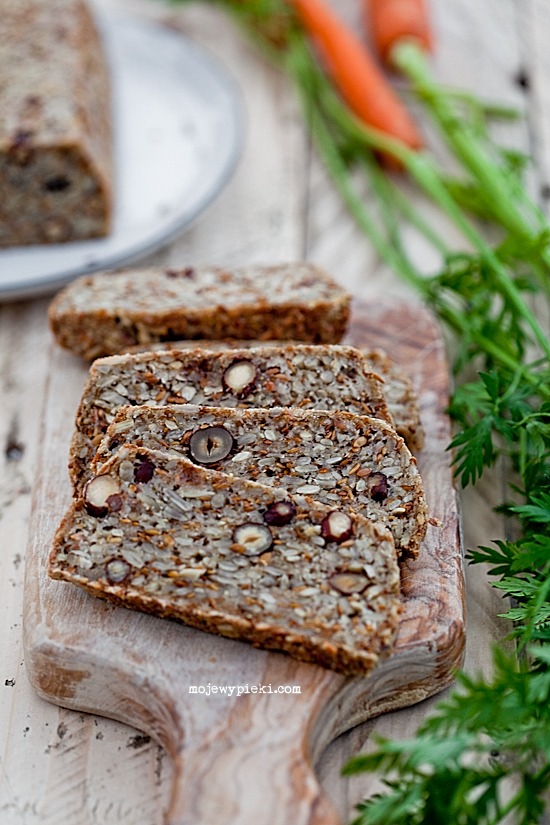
[69,344,392,490]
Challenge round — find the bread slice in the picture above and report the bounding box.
[0,0,112,246]
[94,404,427,559]
[69,344,392,491]
[48,262,350,359]
[50,445,401,676]
[118,340,424,452]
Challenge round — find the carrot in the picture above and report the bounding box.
[290,0,423,150]
[364,0,433,66]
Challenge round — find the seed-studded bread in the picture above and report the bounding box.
[94,405,426,558]
[366,348,424,451]
[69,345,393,491]
[48,263,350,359]
[0,0,112,247]
[119,340,424,452]
[50,445,401,676]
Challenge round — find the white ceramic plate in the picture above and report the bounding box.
[0,11,243,301]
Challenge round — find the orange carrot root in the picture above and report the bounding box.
[364,0,433,66]
[291,0,423,151]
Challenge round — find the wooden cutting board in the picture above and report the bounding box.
[24,297,464,825]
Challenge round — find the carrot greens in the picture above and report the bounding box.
[162,0,550,820]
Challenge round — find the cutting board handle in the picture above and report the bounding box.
[165,707,342,825]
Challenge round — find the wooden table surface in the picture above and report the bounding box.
[1,0,547,822]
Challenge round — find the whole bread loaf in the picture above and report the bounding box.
[94,404,427,558]
[0,0,112,246]
[48,263,351,358]
[50,445,401,676]
[69,344,393,490]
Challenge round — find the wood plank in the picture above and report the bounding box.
[520,0,550,207]
[0,299,174,825]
